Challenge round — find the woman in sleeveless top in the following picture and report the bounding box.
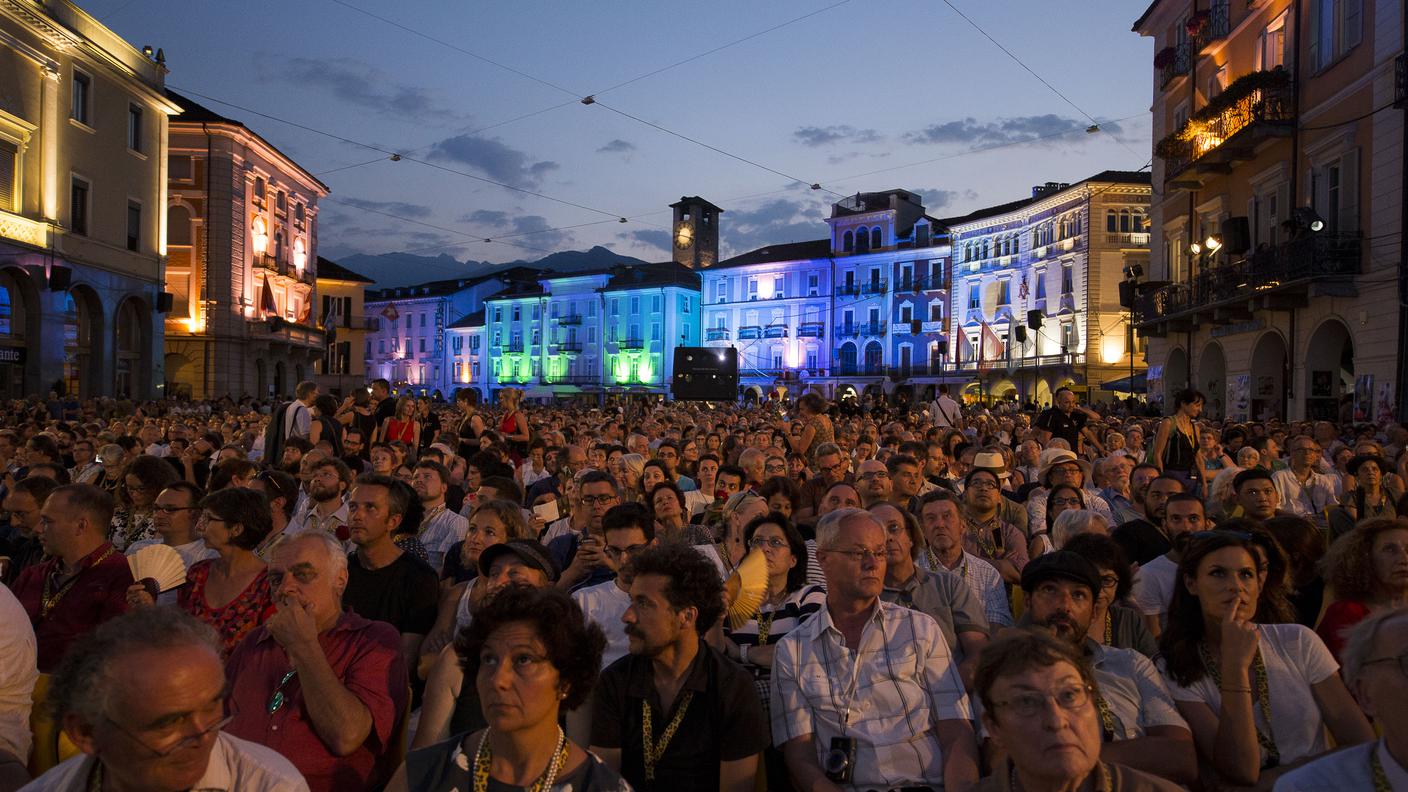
[1154,388,1204,494]
[785,391,834,463]
[378,395,420,447]
[498,388,532,463]
[454,388,485,459]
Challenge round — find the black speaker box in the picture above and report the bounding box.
[1118,280,1136,309]
[672,347,739,401]
[48,266,71,291]
[1027,309,1043,330]
[156,292,174,312]
[1015,326,1027,344]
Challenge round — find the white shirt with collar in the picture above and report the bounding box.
[918,549,1013,627]
[416,503,469,571]
[18,731,309,792]
[1086,639,1186,740]
[1275,738,1408,791]
[1272,468,1338,528]
[0,583,37,765]
[286,499,350,538]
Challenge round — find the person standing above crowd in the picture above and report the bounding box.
[1151,389,1204,494]
[1035,387,1103,455]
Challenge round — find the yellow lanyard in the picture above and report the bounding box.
[642,692,693,781]
[1201,641,1280,768]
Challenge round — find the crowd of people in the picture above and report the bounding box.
[2,379,1408,791]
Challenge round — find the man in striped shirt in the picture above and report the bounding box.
[919,490,1014,628]
[772,507,979,792]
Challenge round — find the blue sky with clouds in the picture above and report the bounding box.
[97,0,1154,266]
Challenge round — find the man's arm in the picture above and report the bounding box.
[1100,726,1195,785]
[935,718,979,792]
[719,756,760,792]
[284,629,374,755]
[780,736,843,792]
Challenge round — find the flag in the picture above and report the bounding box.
[381,303,399,323]
[979,321,1004,372]
[957,330,973,363]
[260,276,277,316]
[297,298,310,325]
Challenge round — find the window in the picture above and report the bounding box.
[379,339,386,353]
[532,329,540,345]
[391,337,399,351]
[611,298,619,316]
[748,279,758,300]
[1208,66,1228,100]
[126,201,141,252]
[420,313,427,328]
[855,228,869,253]
[997,280,1010,306]
[1255,11,1289,71]
[404,314,411,330]
[69,177,90,236]
[589,301,597,317]
[871,227,882,249]
[808,273,819,296]
[532,304,540,320]
[806,351,818,370]
[512,306,521,322]
[253,177,266,204]
[71,70,91,125]
[843,230,854,252]
[1061,265,1074,295]
[167,205,191,246]
[0,140,22,210]
[630,296,640,313]
[1106,210,1117,232]
[471,336,480,351]
[1036,271,1048,300]
[773,275,783,298]
[587,328,595,343]
[930,302,943,322]
[900,304,912,323]
[494,308,502,323]
[680,295,691,314]
[714,280,726,301]
[419,338,427,353]
[715,314,727,329]
[1061,322,1074,351]
[295,203,305,224]
[276,191,286,212]
[967,283,980,310]
[123,105,144,152]
[1310,0,1362,72]
[1311,149,1359,234]
[652,323,661,341]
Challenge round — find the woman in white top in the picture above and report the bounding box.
[1158,530,1373,788]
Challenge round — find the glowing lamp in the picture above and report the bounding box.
[636,355,654,383]
[293,238,307,270]
[1099,335,1125,365]
[1188,242,1201,255]
[252,218,268,254]
[1204,235,1222,252]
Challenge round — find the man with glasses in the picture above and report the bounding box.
[225,531,407,792]
[21,607,306,792]
[772,507,979,792]
[962,468,1028,585]
[126,481,216,569]
[68,438,103,487]
[796,443,851,523]
[975,630,1183,792]
[854,459,893,509]
[1273,438,1338,530]
[13,484,132,672]
[573,503,657,672]
[1021,552,1196,784]
[551,470,621,592]
[0,475,58,584]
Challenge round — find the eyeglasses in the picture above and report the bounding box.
[1363,652,1408,678]
[603,543,648,560]
[966,480,998,491]
[749,537,788,550]
[153,505,200,514]
[1099,574,1119,590]
[580,495,619,505]
[827,548,885,563]
[858,471,890,481]
[1050,497,1083,507]
[105,713,233,758]
[267,669,298,713]
[992,684,1093,718]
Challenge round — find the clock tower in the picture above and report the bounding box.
[669,196,723,269]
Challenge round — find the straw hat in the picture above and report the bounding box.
[1037,448,1092,486]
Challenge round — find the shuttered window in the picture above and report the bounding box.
[0,139,15,210]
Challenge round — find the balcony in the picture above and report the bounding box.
[797,321,825,338]
[857,321,887,337]
[0,211,50,248]
[557,314,583,326]
[835,283,861,297]
[1157,42,1193,90]
[361,316,382,331]
[254,253,280,274]
[860,280,888,296]
[556,341,583,353]
[1105,232,1151,247]
[499,342,524,354]
[764,323,788,339]
[618,337,645,349]
[736,325,762,340]
[835,325,859,338]
[1195,2,1230,53]
[1157,70,1294,186]
[1135,234,1362,335]
[705,327,730,341]
[1397,53,1407,109]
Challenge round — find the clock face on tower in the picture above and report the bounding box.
[675,224,694,250]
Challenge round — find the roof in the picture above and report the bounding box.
[167,89,330,194]
[314,257,374,284]
[484,281,546,300]
[669,196,724,214]
[939,169,1152,227]
[448,310,485,329]
[715,239,832,269]
[1131,0,1164,33]
[601,261,701,292]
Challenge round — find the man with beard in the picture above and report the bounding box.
[854,459,893,509]
[0,475,57,583]
[591,542,767,792]
[286,458,350,539]
[339,428,368,475]
[1130,493,1206,637]
[1021,552,1196,784]
[795,442,851,522]
[1111,475,1185,567]
[408,460,468,573]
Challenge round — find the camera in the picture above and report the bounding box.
[823,736,856,784]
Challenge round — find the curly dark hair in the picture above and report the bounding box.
[456,586,606,711]
[1323,518,1408,602]
[628,541,726,633]
[121,454,179,504]
[1061,532,1134,601]
[742,512,809,593]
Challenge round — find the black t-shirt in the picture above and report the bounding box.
[374,397,397,427]
[1111,518,1170,567]
[1035,407,1087,450]
[591,643,769,792]
[342,551,439,636]
[340,455,367,475]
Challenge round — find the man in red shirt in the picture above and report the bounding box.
[12,484,130,672]
[224,530,407,792]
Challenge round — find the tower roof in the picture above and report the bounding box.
[669,196,724,214]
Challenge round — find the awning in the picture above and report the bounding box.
[1100,372,1148,393]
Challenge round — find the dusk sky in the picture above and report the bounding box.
[98,0,1154,278]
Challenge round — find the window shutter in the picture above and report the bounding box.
[1341,0,1362,52]
[1307,0,1322,69]
[0,139,14,209]
[1339,148,1359,236]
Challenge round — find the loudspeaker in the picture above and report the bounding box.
[1027,310,1043,330]
[1221,217,1251,255]
[156,292,174,313]
[672,347,738,401]
[1118,280,1136,309]
[48,266,71,292]
[1015,326,1027,344]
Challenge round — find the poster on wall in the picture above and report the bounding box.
[1355,374,1374,422]
[1147,365,1164,412]
[1228,375,1250,421]
[1377,381,1397,426]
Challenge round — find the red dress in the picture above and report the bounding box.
[384,418,416,444]
[179,560,276,655]
[1316,599,1370,661]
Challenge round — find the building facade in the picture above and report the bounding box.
[0,0,178,399]
[945,173,1151,405]
[163,92,329,400]
[313,256,374,397]
[1133,0,1402,422]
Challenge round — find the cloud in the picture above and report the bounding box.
[466,210,573,249]
[338,197,434,219]
[793,125,882,147]
[269,57,463,123]
[462,209,509,226]
[617,229,671,254]
[596,139,636,155]
[903,115,1122,147]
[428,135,560,188]
[902,188,979,212]
[722,196,830,255]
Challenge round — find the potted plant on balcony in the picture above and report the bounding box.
[1185,10,1210,37]
[1154,47,1176,69]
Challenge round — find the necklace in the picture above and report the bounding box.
[472,727,568,792]
[86,760,102,792]
[641,691,694,781]
[1370,743,1392,792]
[1093,688,1117,742]
[42,546,116,620]
[1104,610,1113,645]
[1200,640,1280,768]
[756,592,783,644]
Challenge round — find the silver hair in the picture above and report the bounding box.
[1341,607,1408,686]
[816,507,883,549]
[50,606,222,725]
[280,529,349,580]
[1051,509,1110,549]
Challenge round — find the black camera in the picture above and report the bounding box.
[823,736,856,784]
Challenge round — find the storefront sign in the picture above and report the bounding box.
[0,347,24,365]
[1210,319,1265,338]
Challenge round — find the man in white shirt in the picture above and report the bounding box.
[0,582,36,790]
[68,439,103,487]
[19,606,307,792]
[126,482,218,569]
[918,489,1013,627]
[1273,437,1338,530]
[410,460,469,572]
[286,457,350,540]
[1276,608,1408,791]
[1131,493,1206,637]
[772,507,979,792]
[930,384,964,430]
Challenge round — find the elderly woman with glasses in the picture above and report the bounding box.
[1317,518,1408,661]
[1158,530,1374,788]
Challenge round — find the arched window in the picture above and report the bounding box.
[253,177,265,202]
[856,229,870,253]
[274,229,284,263]
[0,282,11,336]
[168,205,192,246]
[982,239,991,259]
[1073,213,1081,235]
[1120,209,1132,232]
[870,227,882,249]
[964,243,972,262]
[843,230,854,252]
